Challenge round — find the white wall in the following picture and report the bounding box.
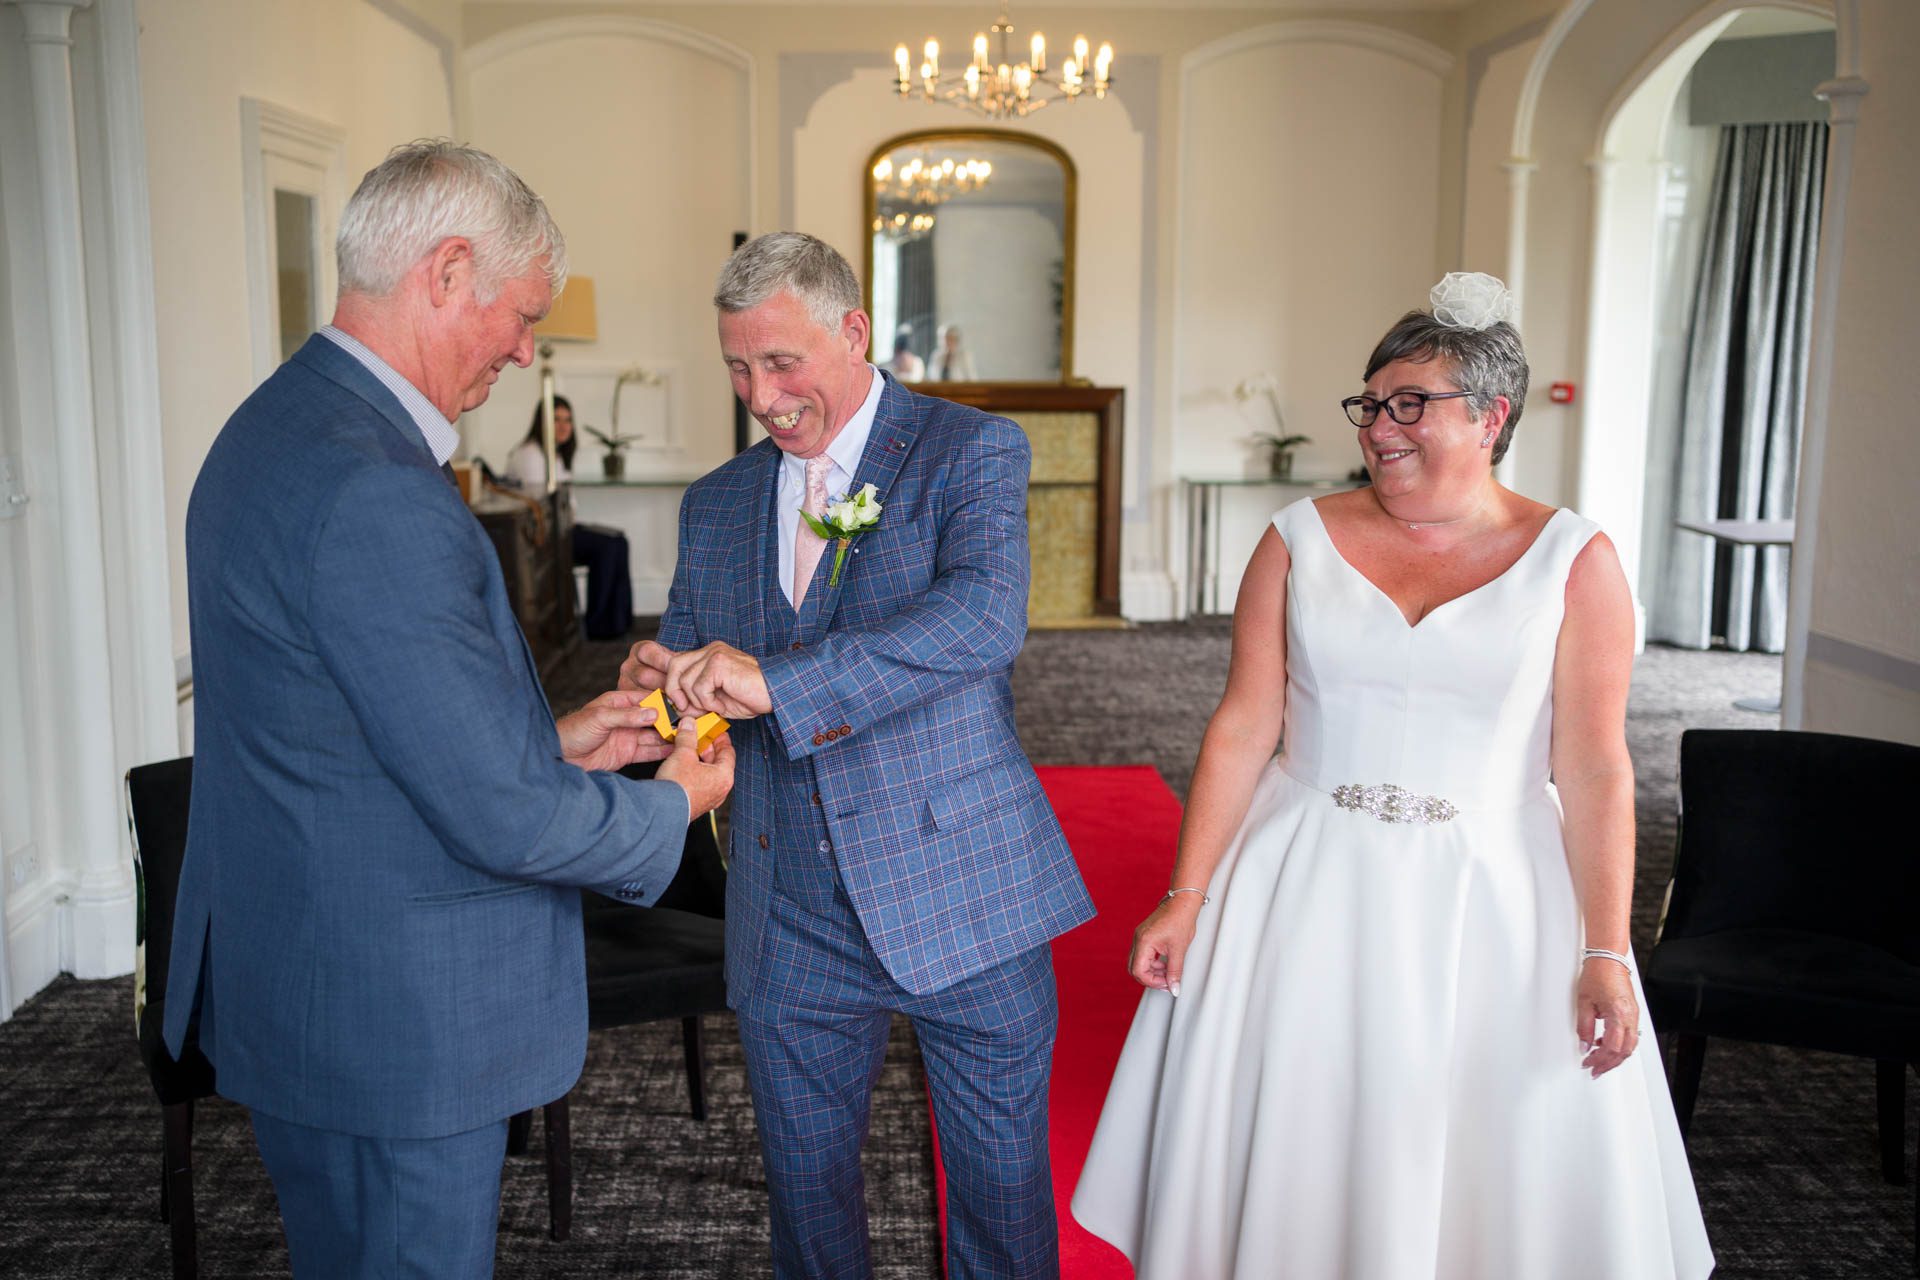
[1173,26,1450,611]
[138,0,455,663]
[460,19,752,487]
[1798,0,1920,743]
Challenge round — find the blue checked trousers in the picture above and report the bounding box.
[736,807,1061,1280]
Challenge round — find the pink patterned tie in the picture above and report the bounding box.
[793,454,834,606]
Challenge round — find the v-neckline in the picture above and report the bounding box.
[1307,498,1564,631]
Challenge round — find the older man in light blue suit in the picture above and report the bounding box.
[165,141,735,1278]
[622,233,1093,1278]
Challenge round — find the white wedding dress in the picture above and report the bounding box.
[1072,498,1713,1279]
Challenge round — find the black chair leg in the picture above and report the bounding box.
[162,1099,198,1280]
[506,1108,533,1157]
[543,1095,572,1243]
[1879,1059,1908,1185]
[1670,1033,1707,1136]
[682,1015,708,1122]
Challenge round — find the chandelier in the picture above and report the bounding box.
[872,154,993,208]
[892,5,1112,119]
[872,210,937,244]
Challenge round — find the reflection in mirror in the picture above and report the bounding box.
[864,131,1074,383]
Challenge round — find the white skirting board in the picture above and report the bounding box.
[3,879,67,1020]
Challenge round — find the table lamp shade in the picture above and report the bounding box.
[536,275,597,343]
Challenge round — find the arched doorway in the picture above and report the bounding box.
[1574,4,1833,655]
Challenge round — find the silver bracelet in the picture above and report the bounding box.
[1582,947,1631,972]
[1162,886,1209,906]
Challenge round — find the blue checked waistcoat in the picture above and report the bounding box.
[659,373,1094,999]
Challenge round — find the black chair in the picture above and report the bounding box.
[512,790,729,1242]
[126,757,217,1280]
[1643,728,1920,1271]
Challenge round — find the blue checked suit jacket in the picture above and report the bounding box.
[660,373,1094,999]
[164,335,689,1140]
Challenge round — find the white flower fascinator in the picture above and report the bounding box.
[1429,272,1515,330]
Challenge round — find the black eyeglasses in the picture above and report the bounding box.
[1340,390,1476,428]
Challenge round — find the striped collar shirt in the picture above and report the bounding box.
[318,325,461,466]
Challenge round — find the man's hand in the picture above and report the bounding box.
[555,689,674,772]
[626,640,774,721]
[618,639,673,693]
[656,715,735,820]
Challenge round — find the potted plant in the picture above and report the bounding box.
[581,365,664,480]
[1236,373,1311,480]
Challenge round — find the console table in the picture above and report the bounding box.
[1183,476,1362,617]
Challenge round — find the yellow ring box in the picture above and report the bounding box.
[639,688,729,753]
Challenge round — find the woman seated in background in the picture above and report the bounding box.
[884,327,925,381]
[506,395,633,640]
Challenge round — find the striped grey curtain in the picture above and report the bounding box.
[1651,121,1825,653]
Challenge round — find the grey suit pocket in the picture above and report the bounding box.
[409,881,543,905]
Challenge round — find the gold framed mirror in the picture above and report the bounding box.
[862,129,1076,384]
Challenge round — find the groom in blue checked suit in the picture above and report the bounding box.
[621,233,1093,1278]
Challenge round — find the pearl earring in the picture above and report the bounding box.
[1482,433,1496,446]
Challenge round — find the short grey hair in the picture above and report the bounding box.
[1363,311,1530,464]
[713,232,862,333]
[336,140,567,301]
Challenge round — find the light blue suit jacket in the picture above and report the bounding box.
[660,373,1094,999]
[165,335,688,1140]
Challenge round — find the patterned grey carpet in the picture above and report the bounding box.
[1,629,1912,1277]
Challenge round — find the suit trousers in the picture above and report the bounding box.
[737,854,1061,1280]
[250,1110,509,1278]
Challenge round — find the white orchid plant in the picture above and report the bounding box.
[801,482,883,587]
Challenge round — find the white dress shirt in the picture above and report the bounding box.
[317,325,460,465]
[776,365,884,607]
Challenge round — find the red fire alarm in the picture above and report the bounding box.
[1549,381,1577,404]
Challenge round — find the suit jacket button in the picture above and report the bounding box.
[758,833,769,849]
[812,733,827,746]
[811,792,822,805]
[838,724,852,735]
[791,641,803,650]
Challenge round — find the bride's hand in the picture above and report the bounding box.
[1129,898,1203,996]
[1576,956,1641,1078]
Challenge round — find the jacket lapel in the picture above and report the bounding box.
[807,374,923,639]
[734,443,781,656]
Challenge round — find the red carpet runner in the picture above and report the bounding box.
[932,765,1183,1278]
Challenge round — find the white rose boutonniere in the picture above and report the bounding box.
[801,481,883,587]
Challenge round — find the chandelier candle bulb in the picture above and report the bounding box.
[890,8,1113,119]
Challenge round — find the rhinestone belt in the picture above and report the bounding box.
[1330,782,1459,825]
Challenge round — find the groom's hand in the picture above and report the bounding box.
[555,689,674,772]
[618,639,674,693]
[661,641,773,721]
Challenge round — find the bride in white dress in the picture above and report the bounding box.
[1072,276,1713,1279]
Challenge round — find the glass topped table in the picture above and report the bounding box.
[1182,476,1361,617]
